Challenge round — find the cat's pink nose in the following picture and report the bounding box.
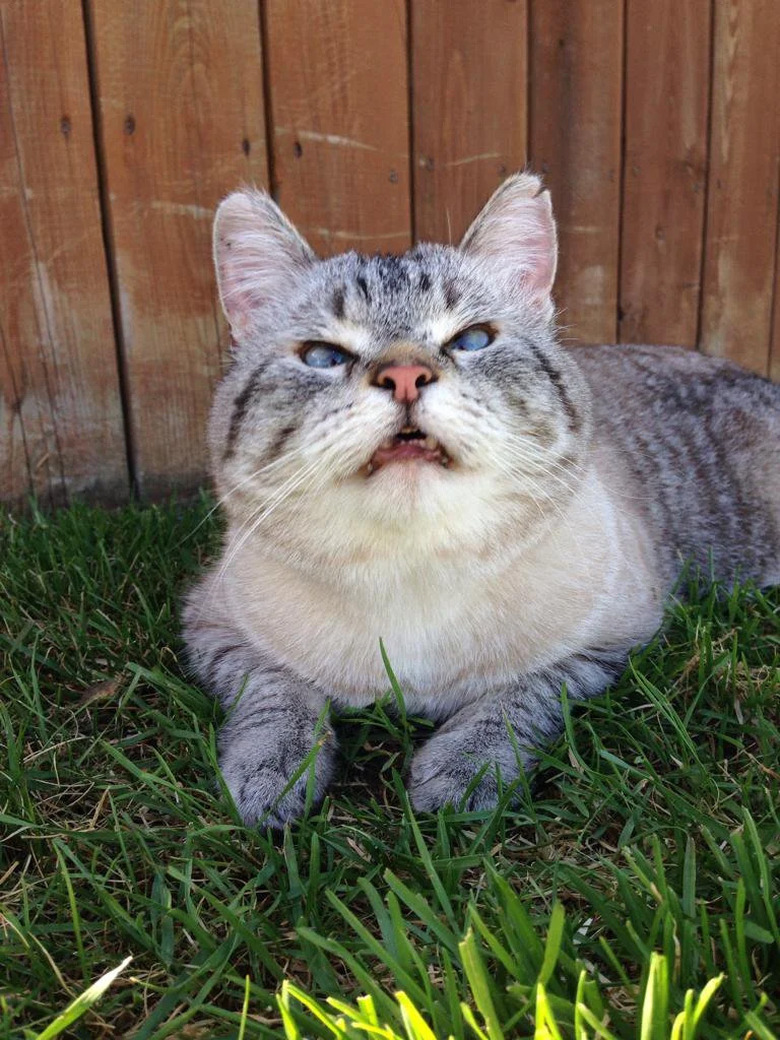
[374,364,435,403]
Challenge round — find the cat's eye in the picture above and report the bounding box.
[447,325,494,352]
[300,342,352,368]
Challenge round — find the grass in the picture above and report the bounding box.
[0,497,778,1039]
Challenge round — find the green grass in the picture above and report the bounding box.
[0,498,778,1039]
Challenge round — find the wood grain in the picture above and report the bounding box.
[411,0,527,245]
[0,0,127,508]
[619,0,711,347]
[265,0,411,257]
[529,0,623,345]
[88,0,268,499]
[700,0,780,374]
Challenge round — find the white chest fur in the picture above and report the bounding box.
[219,471,663,716]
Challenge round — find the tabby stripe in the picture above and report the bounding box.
[224,366,264,459]
[356,274,371,303]
[526,341,581,432]
[264,424,297,464]
[444,280,462,310]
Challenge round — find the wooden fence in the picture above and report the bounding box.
[1,0,779,509]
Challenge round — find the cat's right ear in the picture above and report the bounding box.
[213,189,315,338]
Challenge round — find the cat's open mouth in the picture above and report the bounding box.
[364,427,451,476]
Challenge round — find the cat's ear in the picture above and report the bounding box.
[460,172,557,309]
[213,189,315,337]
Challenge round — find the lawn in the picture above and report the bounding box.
[0,499,778,1039]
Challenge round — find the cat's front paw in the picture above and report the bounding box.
[408,728,532,813]
[219,730,336,828]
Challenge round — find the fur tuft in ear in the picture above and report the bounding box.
[213,189,315,338]
[460,172,557,309]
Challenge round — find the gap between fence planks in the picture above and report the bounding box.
[86,0,268,500]
[0,1,127,508]
[700,0,780,376]
[528,0,623,346]
[619,0,711,349]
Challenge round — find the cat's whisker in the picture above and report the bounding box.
[176,444,319,546]
[214,457,324,586]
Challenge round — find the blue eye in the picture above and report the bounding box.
[448,326,494,352]
[300,342,351,368]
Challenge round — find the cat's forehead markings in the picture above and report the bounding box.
[331,287,346,320]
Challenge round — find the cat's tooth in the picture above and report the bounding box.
[424,435,438,451]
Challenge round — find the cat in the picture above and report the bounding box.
[183,172,780,827]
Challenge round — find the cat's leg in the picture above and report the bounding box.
[186,620,336,827]
[409,648,628,812]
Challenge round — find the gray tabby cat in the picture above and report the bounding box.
[183,172,780,827]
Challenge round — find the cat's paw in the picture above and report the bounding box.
[408,729,531,813]
[219,731,336,828]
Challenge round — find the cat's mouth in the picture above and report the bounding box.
[364,427,451,476]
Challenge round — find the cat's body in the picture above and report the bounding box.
[184,174,780,826]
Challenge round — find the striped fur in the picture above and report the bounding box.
[183,174,780,826]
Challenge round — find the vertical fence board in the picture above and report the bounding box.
[700,0,780,374]
[265,0,411,257]
[0,1,126,508]
[529,0,623,345]
[619,0,711,347]
[411,0,527,245]
[88,0,268,499]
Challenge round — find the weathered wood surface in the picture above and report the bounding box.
[1,0,779,508]
[87,0,268,498]
[619,0,711,348]
[412,0,527,245]
[0,0,127,508]
[529,0,623,345]
[700,0,780,375]
[265,0,411,257]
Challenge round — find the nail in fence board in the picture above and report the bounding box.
[411,0,527,246]
[529,0,623,346]
[88,0,268,498]
[619,0,711,348]
[700,0,780,375]
[0,1,127,508]
[265,0,411,257]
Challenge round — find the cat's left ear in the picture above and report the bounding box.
[460,172,557,311]
[213,188,315,339]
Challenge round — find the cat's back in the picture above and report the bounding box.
[567,344,780,585]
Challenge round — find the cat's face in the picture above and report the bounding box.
[209,174,591,563]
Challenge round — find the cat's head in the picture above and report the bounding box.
[209,173,591,564]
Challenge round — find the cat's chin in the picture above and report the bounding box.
[359,457,455,491]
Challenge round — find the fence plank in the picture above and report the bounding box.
[700,0,780,374]
[411,0,527,245]
[0,1,127,508]
[529,0,623,345]
[265,0,411,257]
[88,0,268,499]
[619,0,710,347]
